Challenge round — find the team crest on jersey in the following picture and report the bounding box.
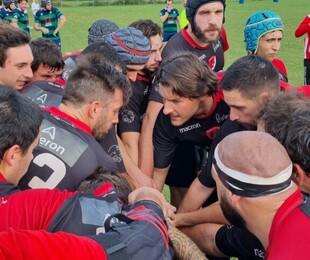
[36,93,47,104]
[108,145,122,163]
[208,56,216,70]
[205,126,220,140]
[121,110,135,124]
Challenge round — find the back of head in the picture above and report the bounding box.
[214,131,292,197]
[220,55,280,98]
[4,0,13,8]
[77,41,126,74]
[62,61,131,108]
[186,0,226,34]
[105,27,151,66]
[77,166,132,203]
[157,52,218,98]
[41,0,51,8]
[0,23,30,67]
[259,91,310,176]
[129,19,162,39]
[244,10,284,54]
[30,38,64,73]
[0,86,43,159]
[88,19,119,45]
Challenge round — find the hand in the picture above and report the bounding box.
[128,187,176,219]
[41,27,49,34]
[53,30,58,36]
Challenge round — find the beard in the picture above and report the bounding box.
[194,24,220,44]
[220,192,246,228]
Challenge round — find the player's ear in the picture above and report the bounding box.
[88,100,101,119]
[292,163,306,187]
[3,145,22,167]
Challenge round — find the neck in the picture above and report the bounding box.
[58,103,90,127]
[244,185,298,249]
[186,26,209,47]
[0,165,17,185]
[195,95,213,117]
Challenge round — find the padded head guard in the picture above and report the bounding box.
[105,27,151,65]
[244,10,284,54]
[88,19,119,45]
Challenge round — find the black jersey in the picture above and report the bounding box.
[20,80,65,108]
[153,91,229,169]
[19,107,118,191]
[149,27,229,104]
[198,119,248,188]
[118,74,151,134]
[161,27,228,72]
[98,127,126,173]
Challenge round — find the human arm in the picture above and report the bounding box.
[0,229,107,260]
[160,8,170,23]
[138,100,163,177]
[177,15,181,31]
[173,202,228,228]
[117,135,155,188]
[128,186,176,219]
[34,22,49,33]
[295,15,310,37]
[166,220,207,260]
[178,177,215,213]
[153,166,170,192]
[53,15,67,36]
[120,132,140,164]
[180,223,227,257]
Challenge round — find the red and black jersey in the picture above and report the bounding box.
[18,107,118,191]
[161,26,229,72]
[266,190,310,259]
[20,80,65,108]
[118,74,152,134]
[198,119,248,188]
[153,90,229,169]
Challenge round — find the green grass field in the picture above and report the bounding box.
[29,0,308,86]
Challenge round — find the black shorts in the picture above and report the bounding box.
[215,225,265,259]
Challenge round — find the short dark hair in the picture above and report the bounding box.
[220,55,280,98]
[129,19,162,39]
[0,86,43,159]
[0,23,30,67]
[30,38,64,73]
[259,91,310,176]
[77,166,132,203]
[157,52,218,98]
[62,62,131,107]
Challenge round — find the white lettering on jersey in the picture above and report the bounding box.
[36,94,47,104]
[215,113,229,124]
[179,123,201,133]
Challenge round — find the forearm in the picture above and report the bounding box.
[117,135,154,188]
[55,16,67,33]
[120,132,140,165]
[160,12,169,23]
[180,223,227,257]
[178,178,214,213]
[153,166,169,192]
[174,203,228,227]
[167,220,207,260]
[138,101,163,177]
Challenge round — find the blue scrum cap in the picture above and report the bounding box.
[244,10,284,54]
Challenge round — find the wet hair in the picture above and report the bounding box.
[157,52,218,98]
[220,55,280,98]
[62,61,131,108]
